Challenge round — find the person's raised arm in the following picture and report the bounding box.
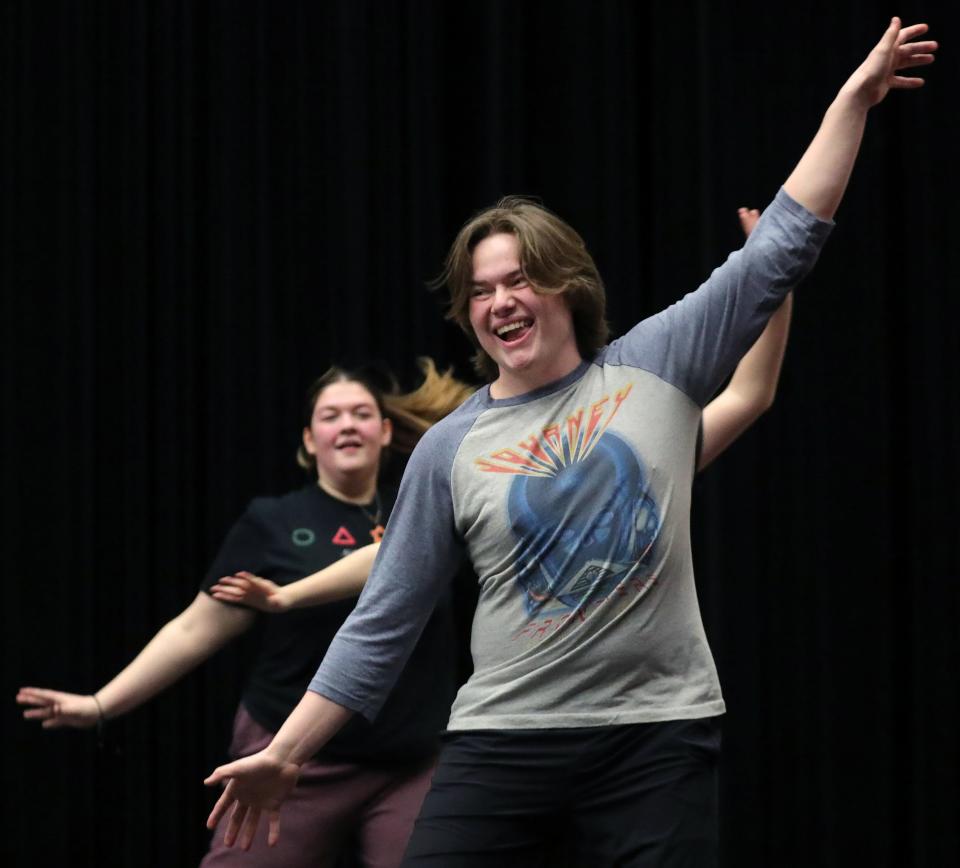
[783,18,936,220]
[698,207,792,470]
[17,592,254,728]
[210,544,381,612]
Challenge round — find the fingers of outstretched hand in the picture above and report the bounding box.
[896,22,929,45]
[16,687,56,706]
[213,574,276,609]
[21,702,56,719]
[899,37,936,55]
[213,576,250,591]
[890,22,936,67]
[737,207,760,236]
[206,781,234,831]
[267,810,282,847]
[239,807,262,851]
[17,688,64,723]
[888,77,926,91]
[855,19,935,105]
[20,706,46,719]
[204,762,230,789]
[893,37,936,87]
[224,800,247,848]
[869,20,903,75]
[211,574,257,603]
[896,35,936,76]
[898,53,936,70]
[876,16,901,51]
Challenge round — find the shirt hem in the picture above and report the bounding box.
[445,699,727,731]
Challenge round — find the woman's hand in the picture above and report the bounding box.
[16,687,101,729]
[211,572,287,613]
[205,750,301,849]
[737,207,760,237]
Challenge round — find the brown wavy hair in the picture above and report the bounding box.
[436,196,609,380]
[296,358,474,473]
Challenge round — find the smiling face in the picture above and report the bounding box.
[468,232,582,398]
[302,380,392,497]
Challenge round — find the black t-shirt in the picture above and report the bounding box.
[201,484,457,763]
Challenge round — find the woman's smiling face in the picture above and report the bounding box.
[302,380,392,492]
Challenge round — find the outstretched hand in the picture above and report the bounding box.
[205,750,301,849]
[211,572,286,612]
[843,18,937,109]
[16,687,100,729]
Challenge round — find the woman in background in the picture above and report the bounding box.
[18,359,473,868]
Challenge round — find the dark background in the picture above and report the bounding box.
[3,1,956,866]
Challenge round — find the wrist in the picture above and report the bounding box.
[835,78,877,113]
[273,586,294,612]
[91,693,106,742]
[263,737,304,767]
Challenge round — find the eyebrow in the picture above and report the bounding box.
[470,268,525,289]
[316,401,377,412]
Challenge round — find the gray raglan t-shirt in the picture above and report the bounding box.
[310,188,833,730]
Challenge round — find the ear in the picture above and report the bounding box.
[380,417,393,448]
[302,427,317,456]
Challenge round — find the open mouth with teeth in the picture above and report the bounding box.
[336,438,364,450]
[495,319,533,343]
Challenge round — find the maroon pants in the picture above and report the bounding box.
[202,706,436,868]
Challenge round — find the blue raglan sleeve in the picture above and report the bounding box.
[605,188,834,406]
[307,409,474,722]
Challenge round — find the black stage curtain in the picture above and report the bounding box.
[3,2,956,866]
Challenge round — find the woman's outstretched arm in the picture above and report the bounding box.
[17,592,254,728]
[210,543,381,612]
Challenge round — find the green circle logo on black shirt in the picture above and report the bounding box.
[291,528,316,547]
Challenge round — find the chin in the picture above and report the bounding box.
[504,353,540,373]
[497,343,533,364]
[335,456,367,471]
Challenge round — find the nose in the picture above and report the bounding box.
[491,284,516,313]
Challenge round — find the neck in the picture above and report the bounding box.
[316,474,378,505]
[490,354,583,399]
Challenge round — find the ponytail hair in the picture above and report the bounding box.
[383,358,476,454]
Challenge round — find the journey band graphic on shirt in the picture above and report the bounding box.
[477,384,661,617]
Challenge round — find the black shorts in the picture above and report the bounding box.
[402,717,721,868]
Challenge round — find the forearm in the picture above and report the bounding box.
[726,292,793,408]
[96,596,251,718]
[783,89,868,221]
[697,294,792,471]
[278,544,380,609]
[265,690,354,765]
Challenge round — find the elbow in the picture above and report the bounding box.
[734,387,778,420]
[737,391,776,426]
[758,388,778,415]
